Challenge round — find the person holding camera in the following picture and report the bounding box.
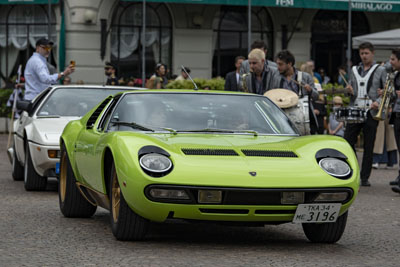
[24,38,74,100]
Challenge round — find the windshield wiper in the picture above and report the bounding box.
[234,129,258,136]
[178,128,258,136]
[159,127,177,135]
[178,128,235,133]
[111,121,154,132]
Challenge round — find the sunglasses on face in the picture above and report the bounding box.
[40,45,52,52]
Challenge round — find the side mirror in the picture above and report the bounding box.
[16,100,32,113]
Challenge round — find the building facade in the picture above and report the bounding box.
[1,0,400,86]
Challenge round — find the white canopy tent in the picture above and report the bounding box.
[352,28,400,49]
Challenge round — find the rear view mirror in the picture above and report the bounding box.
[16,100,32,113]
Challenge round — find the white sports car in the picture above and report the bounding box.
[9,85,135,190]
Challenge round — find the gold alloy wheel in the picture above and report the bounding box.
[59,152,67,202]
[111,170,121,223]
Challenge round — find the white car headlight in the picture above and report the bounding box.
[139,153,172,173]
[319,158,351,178]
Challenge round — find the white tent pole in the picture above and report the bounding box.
[142,0,146,87]
[347,0,352,75]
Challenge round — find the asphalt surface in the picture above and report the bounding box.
[1,134,399,266]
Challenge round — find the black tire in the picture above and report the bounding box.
[12,145,24,181]
[302,211,348,243]
[109,162,149,241]
[59,145,97,218]
[24,142,47,191]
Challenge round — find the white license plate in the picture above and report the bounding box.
[292,203,342,223]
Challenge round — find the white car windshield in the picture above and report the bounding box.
[108,93,298,135]
[37,88,123,117]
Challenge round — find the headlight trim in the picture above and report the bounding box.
[139,153,172,173]
[319,157,351,178]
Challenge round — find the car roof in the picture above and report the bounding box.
[49,84,143,91]
[120,89,261,97]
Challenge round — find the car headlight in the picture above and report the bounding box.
[139,153,172,173]
[319,158,351,178]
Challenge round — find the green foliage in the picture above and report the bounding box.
[0,89,13,117]
[166,77,225,90]
[322,83,351,117]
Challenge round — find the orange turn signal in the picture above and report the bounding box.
[48,150,60,158]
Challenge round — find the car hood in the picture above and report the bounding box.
[115,133,358,188]
[30,117,79,146]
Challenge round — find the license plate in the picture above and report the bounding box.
[292,203,342,223]
[55,162,60,175]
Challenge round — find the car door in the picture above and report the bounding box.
[75,97,114,192]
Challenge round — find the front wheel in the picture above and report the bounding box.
[302,211,348,243]
[24,143,47,191]
[59,145,97,217]
[110,162,149,241]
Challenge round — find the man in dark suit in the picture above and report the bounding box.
[225,56,245,91]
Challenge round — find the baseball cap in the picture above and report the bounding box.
[36,38,54,47]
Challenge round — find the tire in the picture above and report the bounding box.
[59,145,97,218]
[12,145,24,181]
[24,142,47,191]
[109,162,149,241]
[302,211,348,243]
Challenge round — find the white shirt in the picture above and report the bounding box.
[24,52,59,100]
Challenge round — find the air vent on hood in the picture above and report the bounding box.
[182,148,239,156]
[242,150,298,157]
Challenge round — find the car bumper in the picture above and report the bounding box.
[28,142,60,177]
[123,184,357,223]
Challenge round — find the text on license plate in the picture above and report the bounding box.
[292,203,342,223]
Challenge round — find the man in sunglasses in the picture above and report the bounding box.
[24,38,74,100]
[104,62,119,85]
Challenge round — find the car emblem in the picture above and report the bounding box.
[249,172,257,177]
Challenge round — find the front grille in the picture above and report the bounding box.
[145,185,354,205]
[182,148,238,156]
[242,150,298,157]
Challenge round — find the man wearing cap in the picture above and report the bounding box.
[175,67,191,81]
[104,62,119,85]
[24,38,74,101]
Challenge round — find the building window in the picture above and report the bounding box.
[110,2,172,80]
[311,10,369,79]
[0,5,56,85]
[212,6,273,78]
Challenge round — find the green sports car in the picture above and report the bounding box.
[59,90,359,243]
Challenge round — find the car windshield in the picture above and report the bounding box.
[108,92,298,135]
[37,88,124,117]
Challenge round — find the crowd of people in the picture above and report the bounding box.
[14,38,400,193]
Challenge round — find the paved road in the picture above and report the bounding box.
[1,134,399,266]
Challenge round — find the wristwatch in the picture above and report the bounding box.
[60,72,65,77]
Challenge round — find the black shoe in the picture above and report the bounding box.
[391,186,400,193]
[361,180,371,186]
[389,176,400,186]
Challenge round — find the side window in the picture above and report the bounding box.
[86,97,112,129]
[98,97,120,132]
